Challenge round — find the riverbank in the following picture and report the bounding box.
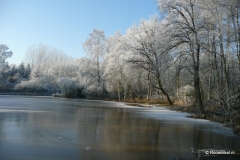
[121,98,240,136]
[166,105,240,136]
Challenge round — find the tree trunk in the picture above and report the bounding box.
[194,68,204,114]
[219,34,230,90]
[193,38,204,114]
[213,36,220,92]
[124,83,127,102]
[97,56,100,84]
[176,73,180,98]
[237,3,240,98]
[117,80,121,102]
[156,71,173,105]
[176,57,181,99]
[137,70,141,100]
[208,48,212,101]
[147,71,151,101]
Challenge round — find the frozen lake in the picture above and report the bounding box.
[0,96,240,160]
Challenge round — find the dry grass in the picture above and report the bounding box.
[174,100,189,106]
[123,98,170,105]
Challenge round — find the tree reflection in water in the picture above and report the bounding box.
[0,96,239,160]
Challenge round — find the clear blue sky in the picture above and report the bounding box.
[0,0,159,65]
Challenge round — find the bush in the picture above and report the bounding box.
[85,84,103,98]
[57,77,85,98]
[176,85,195,105]
[15,77,57,93]
[76,87,86,98]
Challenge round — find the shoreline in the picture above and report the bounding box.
[124,102,240,136]
[164,105,240,136]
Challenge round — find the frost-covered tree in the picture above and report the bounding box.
[157,0,210,113]
[104,31,150,101]
[49,62,78,79]
[0,44,12,64]
[0,44,12,90]
[83,29,105,85]
[16,44,74,93]
[17,62,25,77]
[104,32,125,100]
[124,17,174,105]
[76,57,103,97]
[24,64,31,79]
[24,44,73,79]
[0,44,12,72]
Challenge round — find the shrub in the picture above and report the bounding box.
[57,77,85,98]
[15,77,57,93]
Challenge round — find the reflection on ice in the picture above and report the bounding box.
[0,95,239,160]
[0,109,49,113]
